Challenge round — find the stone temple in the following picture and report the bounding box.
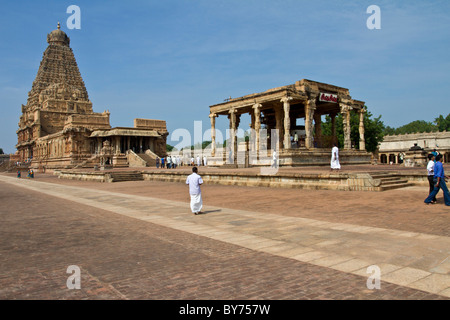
[16,24,168,169]
[208,79,371,166]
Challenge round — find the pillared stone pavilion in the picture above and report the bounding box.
[208,79,371,166]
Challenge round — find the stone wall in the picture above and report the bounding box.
[379,132,450,151]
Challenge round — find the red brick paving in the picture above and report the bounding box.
[20,168,450,237]
[0,179,447,300]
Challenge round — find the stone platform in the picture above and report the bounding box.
[52,164,433,191]
[207,148,372,167]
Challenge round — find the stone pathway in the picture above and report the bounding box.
[0,174,449,298]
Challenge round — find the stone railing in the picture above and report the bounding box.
[126,150,147,167]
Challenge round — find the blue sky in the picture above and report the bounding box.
[1,0,450,153]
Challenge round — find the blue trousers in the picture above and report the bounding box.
[424,177,450,206]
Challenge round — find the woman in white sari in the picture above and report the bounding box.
[331,143,341,171]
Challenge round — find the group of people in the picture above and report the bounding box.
[424,150,450,206]
[17,169,34,178]
[156,155,208,169]
[156,155,181,169]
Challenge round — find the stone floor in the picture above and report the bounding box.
[0,171,449,300]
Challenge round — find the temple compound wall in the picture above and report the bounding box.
[378,131,450,165]
[208,79,371,167]
[16,24,168,169]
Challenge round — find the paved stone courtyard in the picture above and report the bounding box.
[0,170,449,300]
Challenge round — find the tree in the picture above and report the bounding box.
[321,106,385,153]
[435,113,450,132]
[166,144,175,152]
[392,120,437,135]
[0,148,4,155]
[382,113,450,135]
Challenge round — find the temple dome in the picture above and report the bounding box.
[47,22,70,46]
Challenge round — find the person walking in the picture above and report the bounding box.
[426,154,437,204]
[272,150,278,168]
[432,149,439,163]
[330,143,341,171]
[161,157,165,168]
[424,154,450,206]
[186,167,204,215]
[156,157,160,168]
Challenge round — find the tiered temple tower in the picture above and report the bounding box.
[16,24,168,168]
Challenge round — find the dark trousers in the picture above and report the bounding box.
[427,175,437,202]
[425,177,450,206]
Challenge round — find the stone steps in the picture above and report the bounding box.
[137,153,156,167]
[109,172,144,182]
[369,172,413,191]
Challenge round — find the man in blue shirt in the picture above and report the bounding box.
[424,154,450,206]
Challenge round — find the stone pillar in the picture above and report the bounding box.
[330,113,337,145]
[209,113,217,156]
[274,106,283,150]
[253,104,262,156]
[359,109,366,151]
[340,103,353,150]
[305,98,316,149]
[116,136,120,154]
[281,97,293,149]
[250,111,255,152]
[314,113,322,148]
[228,108,237,162]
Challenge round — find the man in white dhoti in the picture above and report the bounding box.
[203,155,207,166]
[331,143,341,171]
[196,155,201,167]
[186,167,203,215]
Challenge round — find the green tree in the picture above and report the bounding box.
[166,144,175,152]
[0,148,4,155]
[393,120,437,134]
[435,113,450,132]
[321,106,385,153]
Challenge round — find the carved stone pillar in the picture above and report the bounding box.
[274,106,283,150]
[330,113,337,145]
[228,108,237,161]
[281,97,293,149]
[314,113,322,148]
[359,109,366,151]
[116,136,121,154]
[209,113,217,156]
[340,103,353,150]
[253,104,262,155]
[305,98,316,149]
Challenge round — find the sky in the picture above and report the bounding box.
[1,0,450,154]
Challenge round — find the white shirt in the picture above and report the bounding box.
[427,160,435,176]
[186,173,203,195]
